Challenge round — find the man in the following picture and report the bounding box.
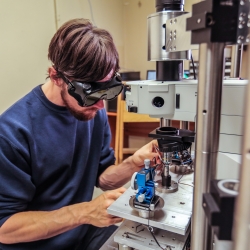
[0,19,158,249]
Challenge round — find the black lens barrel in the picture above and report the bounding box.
[155,0,184,12]
[156,61,183,81]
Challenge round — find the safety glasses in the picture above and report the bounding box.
[59,72,124,107]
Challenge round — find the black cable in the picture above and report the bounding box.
[178,161,194,188]
[148,227,165,250]
[147,196,165,249]
[178,173,185,183]
[146,151,163,249]
[191,53,196,80]
[179,182,194,188]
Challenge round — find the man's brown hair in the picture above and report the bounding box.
[48,18,119,82]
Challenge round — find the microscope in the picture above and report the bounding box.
[102,0,250,249]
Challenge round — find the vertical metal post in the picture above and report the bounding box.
[191,43,225,250]
[233,45,250,250]
[181,121,189,129]
[230,44,243,78]
[160,118,171,127]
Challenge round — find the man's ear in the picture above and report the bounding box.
[48,67,63,86]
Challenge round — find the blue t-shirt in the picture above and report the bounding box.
[0,85,115,249]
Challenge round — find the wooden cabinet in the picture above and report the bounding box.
[107,112,117,149]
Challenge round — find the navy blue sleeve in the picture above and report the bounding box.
[0,136,36,226]
[95,111,116,184]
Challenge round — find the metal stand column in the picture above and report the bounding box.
[233,43,250,250]
[191,43,225,250]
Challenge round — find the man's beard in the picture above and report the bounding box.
[61,88,99,121]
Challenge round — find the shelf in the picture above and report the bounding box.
[107,111,117,117]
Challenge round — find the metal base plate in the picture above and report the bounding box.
[114,220,190,250]
[156,180,178,193]
[170,164,194,175]
[107,173,194,235]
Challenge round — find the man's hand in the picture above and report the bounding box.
[131,140,160,169]
[0,187,126,244]
[98,140,161,190]
[86,187,126,227]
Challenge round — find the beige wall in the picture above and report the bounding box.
[55,0,124,67]
[0,0,56,114]
[185,0,200,12]
[0,0,124,114]
[122,0,155,80]
[1,0,247,115]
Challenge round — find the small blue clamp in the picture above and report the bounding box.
[131,159,156,204]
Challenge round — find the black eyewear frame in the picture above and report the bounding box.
[58,72,124,107]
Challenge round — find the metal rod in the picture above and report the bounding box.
[181,121,189,129]
[230,44,243,78]
[160,118,171,127]
[232,44,250,250]
[191,43,225,250]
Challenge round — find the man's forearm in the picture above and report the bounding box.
[0,202,89,244]
[98,140,159,190]
[98,156,139,190]
[0,188,125,245]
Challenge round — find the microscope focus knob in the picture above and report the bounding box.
[138,194,145,202]
[130,172,138,190]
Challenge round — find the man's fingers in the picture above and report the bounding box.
[116,187,126,193]
[151,152,160,159]
[105,187,126,200]
[109,217,123,225]
[151,140,159,150]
